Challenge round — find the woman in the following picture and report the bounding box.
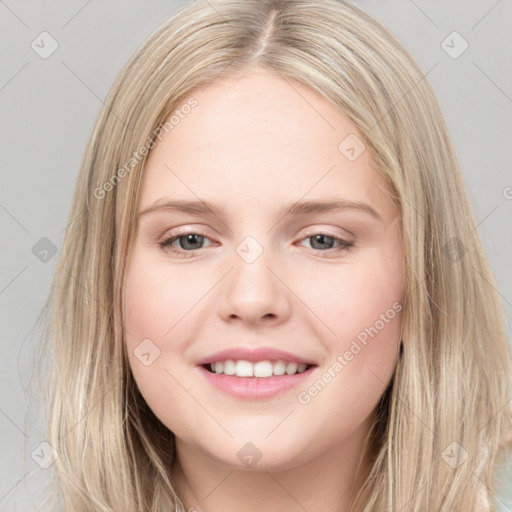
[36,0,512,510]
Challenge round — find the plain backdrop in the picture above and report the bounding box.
[1,0,511,509]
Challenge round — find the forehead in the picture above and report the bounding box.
[158,68,356,164]
[138,68,395,220]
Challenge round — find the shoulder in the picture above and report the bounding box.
[476,483,491,512]
[490,451,512,512]
[475,485,494,512]
[475,447,512,512]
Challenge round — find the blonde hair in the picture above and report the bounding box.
[32,0,512,510]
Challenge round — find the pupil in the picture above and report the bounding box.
[312,234,332,250]
[182,234,203,250]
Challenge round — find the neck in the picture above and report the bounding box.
[170,414,375,512]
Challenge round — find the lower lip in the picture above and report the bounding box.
[196,365,316,399]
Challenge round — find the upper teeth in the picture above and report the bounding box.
[209,360,309,378]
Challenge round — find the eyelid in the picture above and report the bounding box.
[158,225,353,244]
[299,223,354,239]
[158,227,215,246]
[296,230,354,253]
[158,225,355,259]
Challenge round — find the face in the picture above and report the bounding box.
[123,67,404,472]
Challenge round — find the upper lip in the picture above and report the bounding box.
[195,347,318,366]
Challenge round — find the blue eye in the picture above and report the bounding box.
[158,230,353,258]
[300,233,353,253]
[159,231,213,256]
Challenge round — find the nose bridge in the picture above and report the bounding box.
[230,233,277,294]
[217,232,290,323]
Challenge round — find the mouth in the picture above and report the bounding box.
[201,360,317,378]
[197,360,318,399]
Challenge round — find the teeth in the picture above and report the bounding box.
[236,360,254,377]
[286,362,298,375]
[254,361,272,377]
[273,361,286,375]
[208,359,310,378]
[223,359,236,375]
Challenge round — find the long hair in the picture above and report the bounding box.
[33,0,512,510]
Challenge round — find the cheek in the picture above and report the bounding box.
[314,248,403,393]
[293,288,401,460]
[123,250,183,386]
[123,250,199,344]
[123,247,218,393]
[123,237,404,420]
[320,247,403,339]
[123,251,191,419]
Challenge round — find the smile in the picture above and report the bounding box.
[197,361,318,400]
[205,359,312,377]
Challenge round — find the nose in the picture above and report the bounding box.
[217,240,292,327]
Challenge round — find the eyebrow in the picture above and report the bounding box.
[137,198,382,222]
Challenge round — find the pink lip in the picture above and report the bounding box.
[195,364,317,399]
[195,346,317,366]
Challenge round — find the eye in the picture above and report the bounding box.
[297,232,353,256]
[158,229,215,257]
[158,229,353,258]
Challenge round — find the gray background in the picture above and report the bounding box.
[1,0,511,509]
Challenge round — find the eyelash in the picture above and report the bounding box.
[158,229,354,258]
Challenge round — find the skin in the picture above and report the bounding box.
[123,66,404,512]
